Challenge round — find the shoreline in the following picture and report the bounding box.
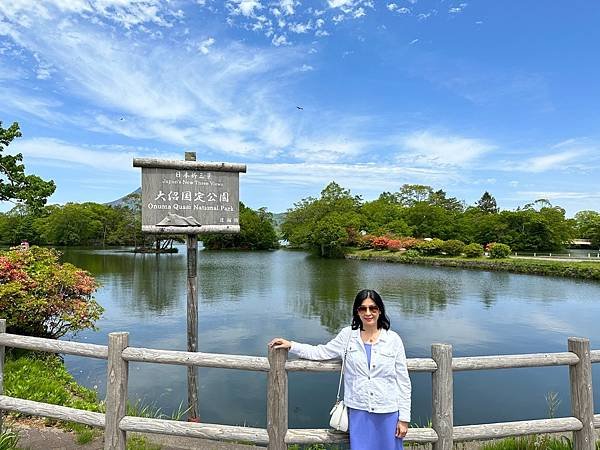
[346,250,600,281]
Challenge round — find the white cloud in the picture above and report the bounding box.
[299,64,314,71]
[198,37,215,54]
[387,3,398,11]
[409,38,419,45]
[279,0,295,16]
[227,0,263,17]
[246,162,455,191]
[0,5,316,160]
[449,3,468,14]
[520,151,582,173]
[11,137,142,172]
[0,0,176,29]
[399,131,494,166]
[272,34,289,46]
[289,21,311,33]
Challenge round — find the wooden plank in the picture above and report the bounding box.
[186,233,199,421]
[0,320,5,433]
[142,225,240,234]
[285,357,437,372]
[0,333,108,359]
[568,337,595,450]
[119,416,268,445]
[0,395,104,427]
[453,417,582,441]
[133,158,247,173]
[285,427,438,444]
[590,350,600,363]
[432,344,453,450]
[267,347,288,450]
[105,333,129,450]
[121,347,270,371]
[453,352,579,371]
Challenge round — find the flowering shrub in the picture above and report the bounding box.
[370,236,390,250]
[463,243,484,258]
[386,239,403,252]
[0,246,102,338]
[488,242,511,259]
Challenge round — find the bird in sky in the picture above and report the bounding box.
[296,106,303,110]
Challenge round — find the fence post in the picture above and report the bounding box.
[568,337,595,450]
[432,343,453,450]
[0,319,5,434]
[267,347,288,450]
[105,332,129,450]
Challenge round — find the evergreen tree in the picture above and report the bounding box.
[476,191,499,214]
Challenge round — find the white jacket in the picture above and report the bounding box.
[290,326,411,422]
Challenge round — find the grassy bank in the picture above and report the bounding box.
[2,351,162,449]
[347,249,600,281]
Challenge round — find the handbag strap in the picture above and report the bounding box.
[335,329,353,402]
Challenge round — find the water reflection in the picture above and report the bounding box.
[59,248,600,428]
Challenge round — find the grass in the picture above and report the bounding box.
[126,435,162,450]
[481,435,600,450]
[348,249,600,281]
[4,351,103,443]
[0,429,20,450]
[3,351,185,447]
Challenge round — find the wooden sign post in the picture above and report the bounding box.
[133,154,246,420]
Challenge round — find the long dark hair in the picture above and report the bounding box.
[351,289,391,331]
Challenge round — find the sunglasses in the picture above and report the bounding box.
[357,305,380,313]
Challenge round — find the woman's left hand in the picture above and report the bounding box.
[395,420,408,438]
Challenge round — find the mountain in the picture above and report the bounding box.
[106,188,141,211]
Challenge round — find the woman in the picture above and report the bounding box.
[269,289,411,450]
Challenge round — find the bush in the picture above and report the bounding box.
[441,239,466,256]
[403,249,421,258]
[0,246,102,338]
[414,238,445,255]
[488,242,511,259]
[463,243,484,258]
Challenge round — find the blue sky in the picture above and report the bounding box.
[1,1,599,216]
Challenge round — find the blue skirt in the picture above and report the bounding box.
[348,408,404,450]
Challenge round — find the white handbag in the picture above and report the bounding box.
[329,332,352,432]
[329,400,348,432]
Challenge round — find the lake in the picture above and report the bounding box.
[60,246,600,428]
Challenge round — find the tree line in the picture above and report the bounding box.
[3,119,600,254]
[281,182,600,257]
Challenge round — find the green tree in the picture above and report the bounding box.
[361,195,411,236]
[396,184,434,207]
[574,210,600,247]
[428,189,465,212]
[476,191,499,214]
[36,203,104,245]
[281,182,362,257]
[202,203,279,250]
[0,121,55,209]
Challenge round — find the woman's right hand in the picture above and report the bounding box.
[268,337,292,349]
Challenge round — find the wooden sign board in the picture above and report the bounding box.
[133,158,246,234]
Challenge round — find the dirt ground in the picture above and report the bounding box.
[6,422,265,450]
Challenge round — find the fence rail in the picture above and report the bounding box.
[0,319,599,450]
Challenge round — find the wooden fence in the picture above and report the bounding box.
[0,318,599,450]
